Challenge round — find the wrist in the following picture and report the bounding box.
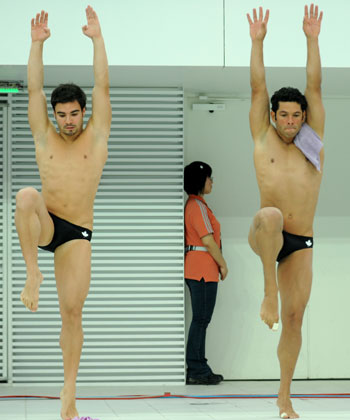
[306,36,319,43]
[31,40,45,45]
[252,39,264,45]
[92,34,103,42]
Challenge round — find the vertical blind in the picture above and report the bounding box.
[0,103,8,380]
[9,87,185,384]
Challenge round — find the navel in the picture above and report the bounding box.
[84,154,87,159]
[288,213,293,219]
[270,158,275,163]
[49,155,53,159]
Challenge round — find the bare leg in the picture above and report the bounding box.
[276,249,313,419]
[55,240,91,420]
[248,207,283,328]
[15,187,54,311]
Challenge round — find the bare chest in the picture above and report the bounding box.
[36,138,106,182]
[255,140,322,188]
[254,140,323,220]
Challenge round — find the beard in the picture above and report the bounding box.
[64,129,76,136]
[62,125,80,136]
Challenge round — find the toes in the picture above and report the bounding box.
[20,295,37,312]
[280,413,289,419]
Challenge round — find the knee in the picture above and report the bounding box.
[282,307,306,330]
[255,207,283,234]
[61,304,83,326]
[16,187,40,212]
[192,314,210,328]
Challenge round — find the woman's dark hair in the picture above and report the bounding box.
[271,87,308,114]
[184,161,212,195]
[51,83,87,111]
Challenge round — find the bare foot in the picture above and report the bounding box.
[277,396,300,419]
[20,271,43,312]
[260,294,279,329]
[60,387,79,420]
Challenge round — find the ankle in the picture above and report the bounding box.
[26,268,41,278]
[62,383,76,394]
[278,390,291,401]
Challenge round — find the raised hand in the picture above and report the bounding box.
[303,3,323,39]
[247,7,269,41]
[31,10,50,43]
[82,5,102,39]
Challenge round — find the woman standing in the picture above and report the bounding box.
[184,161,228,385]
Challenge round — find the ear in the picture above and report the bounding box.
[270,110,276,122]
[302,110,306,122]
[82,107,86,117]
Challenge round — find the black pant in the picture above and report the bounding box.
[185,278,218,378]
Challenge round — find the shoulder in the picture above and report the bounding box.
[185,198,209,217]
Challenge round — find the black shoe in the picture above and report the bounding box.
[211,372,224,381]
[186,373,221,385]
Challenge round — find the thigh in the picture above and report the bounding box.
[16,187,54,245]
[186,279,205,319]
[54,240,91,312]
[277,249,313,317]
[248,214,260,254]
[37,205,55,246]
[203,281,218,320]
[186,279,218,321]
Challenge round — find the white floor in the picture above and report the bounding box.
[0,380,350,420]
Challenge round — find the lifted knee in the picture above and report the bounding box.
[16,187,40,212]
[255,207,283,234]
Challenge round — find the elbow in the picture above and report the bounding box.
[201,235,214,250]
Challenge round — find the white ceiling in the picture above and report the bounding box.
[1,65,350,98]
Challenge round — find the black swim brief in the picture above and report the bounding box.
[276,230,313,262]
[38,212,92,253]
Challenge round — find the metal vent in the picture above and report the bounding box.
[9,87,185,384]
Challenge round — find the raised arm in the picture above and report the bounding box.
[82,6,111,141]
[28,11,52,143]
[303,3,325,138]
[247,7,270,141]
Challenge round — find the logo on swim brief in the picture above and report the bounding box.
[305,240,312,247]
[82,231,89,238]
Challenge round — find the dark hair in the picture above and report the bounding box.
[270,87,307,114]
[184,161,212,195]
[51,83,87,111]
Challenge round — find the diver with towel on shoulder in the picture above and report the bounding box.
[246,4,325,419]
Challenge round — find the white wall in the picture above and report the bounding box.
[184,95,350,379]
[225,0,342,68]
[1,0,349,67]
[0,0,223,66]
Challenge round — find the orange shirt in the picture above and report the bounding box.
[184,194,221,283]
